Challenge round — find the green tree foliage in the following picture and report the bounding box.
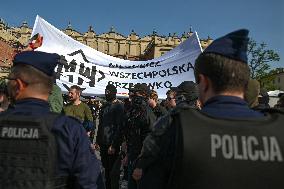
[247,39,280,80]
[258,73,277,91]
[258,68,284,91]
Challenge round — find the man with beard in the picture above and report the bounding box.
[63,85,94,136]
[0,51,102,189]
[95,84,124,189]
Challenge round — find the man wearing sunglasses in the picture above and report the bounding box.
[165,89,176,110]
[0,51,102,189]
[148,90,167,119]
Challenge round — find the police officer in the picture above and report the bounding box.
[0,51,103,189]
[113,83,156,189]
[95,84,124,189]
[132,29,284,189]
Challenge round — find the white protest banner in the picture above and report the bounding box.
[31,15,202,98]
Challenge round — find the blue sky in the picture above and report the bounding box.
[1,0,283,68]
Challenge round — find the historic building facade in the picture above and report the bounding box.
[0,19,213,63]
[272,68,284,91]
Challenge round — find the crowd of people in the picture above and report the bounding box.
[0,29,283,189]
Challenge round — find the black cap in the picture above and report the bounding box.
[172,81,198,100]
[13,51,60,76]
[129,83,150,95]
[106,84,117,94]
[203,29,249,63]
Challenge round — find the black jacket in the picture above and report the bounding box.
[113,96,156,161]
[96,99,124,149]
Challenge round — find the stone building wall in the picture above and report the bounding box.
[273,70,284,90]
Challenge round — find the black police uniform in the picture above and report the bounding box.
[175,104,284,189]
[135,96,284,189]
[135,29,284,189]
[0,51,103,189]
[96,99,124,189]
[0,99,102,188]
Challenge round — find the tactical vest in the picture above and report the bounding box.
[0,113,69,189]
[174,108,284,189]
